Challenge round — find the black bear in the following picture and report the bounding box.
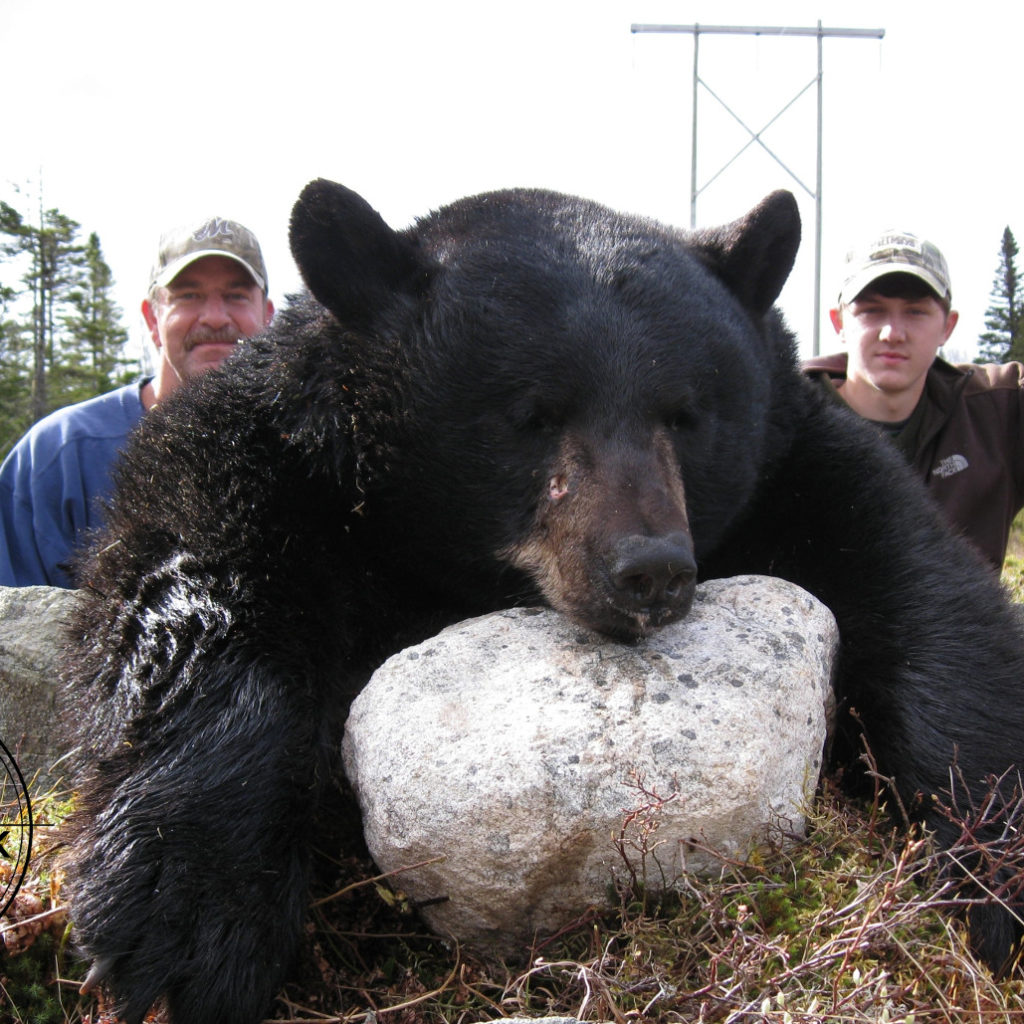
[64,179,1024,1024]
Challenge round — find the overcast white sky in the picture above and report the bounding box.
[4,0,1021,364]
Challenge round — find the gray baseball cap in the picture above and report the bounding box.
[150,216,268,293]
[839,229,951,305]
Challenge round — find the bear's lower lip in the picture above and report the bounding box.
[587,597,693,641]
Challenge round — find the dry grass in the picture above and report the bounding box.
[275,775,1024,1024]
[11,778,1024,1024]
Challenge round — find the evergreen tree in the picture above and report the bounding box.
[59,232,132,407]
[0,279,30,460]
[0,200,83,422]
[0,193,135,458]
[977,226,1024,363]
[0,200,37,452]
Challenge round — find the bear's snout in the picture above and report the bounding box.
[608,531,696,622]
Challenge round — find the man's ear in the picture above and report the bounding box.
[141,298,162,349]
[943,309,959,342]
[829,307,844,337]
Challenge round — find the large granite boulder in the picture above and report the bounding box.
[343,575,837,958]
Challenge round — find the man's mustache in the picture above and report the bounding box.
[184,326,241,350]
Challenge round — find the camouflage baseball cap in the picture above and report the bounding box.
[838,229,951,305]
[150,216,268,293]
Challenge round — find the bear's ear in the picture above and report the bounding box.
[691,190,801,317]
[289,178,430,328]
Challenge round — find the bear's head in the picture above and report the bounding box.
[289,180,801,639]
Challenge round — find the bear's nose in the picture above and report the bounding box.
[608,532,697,612]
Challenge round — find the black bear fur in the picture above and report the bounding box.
[63,179,1024,1024]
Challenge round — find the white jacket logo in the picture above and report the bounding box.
[934,454,968,479]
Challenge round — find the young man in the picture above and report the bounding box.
[0,217,274,588]
[803,230,1024,570]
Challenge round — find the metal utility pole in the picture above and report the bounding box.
[631,22,884,354]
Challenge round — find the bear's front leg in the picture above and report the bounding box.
[68,639,334,1024]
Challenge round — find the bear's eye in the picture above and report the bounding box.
[509,396,563,435]
[525,411,560,435]
[666,410,696,433]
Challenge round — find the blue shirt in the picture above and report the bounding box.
[0,381,148,588]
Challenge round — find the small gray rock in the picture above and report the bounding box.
[0,585,81,792]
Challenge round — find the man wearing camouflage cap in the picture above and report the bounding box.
[803,229,1024,570]
[0,217,274,588]
[142,217,273,407]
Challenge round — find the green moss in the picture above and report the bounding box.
[1002,508,1024,601]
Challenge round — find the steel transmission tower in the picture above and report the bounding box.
[630,22,884,354]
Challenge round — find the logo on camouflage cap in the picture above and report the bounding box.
[150,216,268,293]
[839,229,951,305]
